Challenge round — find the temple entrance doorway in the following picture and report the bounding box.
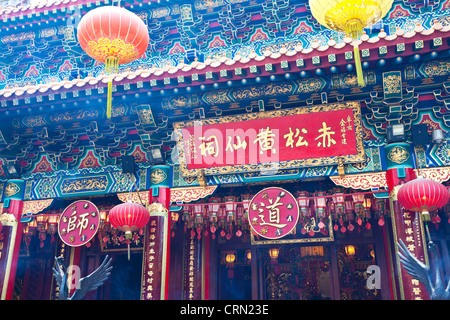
[255,239,387,300]
[103,252,143,300]
[262,245,332,300]
[218,247,252,299]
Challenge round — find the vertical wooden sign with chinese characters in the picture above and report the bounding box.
[391,203,429,300]
[141,166,171,300]
[385,143,430,300]
[142,214,167,300]
[182,232,202,300]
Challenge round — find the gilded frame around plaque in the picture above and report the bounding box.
[173,101,365,177]
[250,218,334,245]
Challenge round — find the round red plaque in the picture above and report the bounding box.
[58,200,100,247]
[248,187,299,239]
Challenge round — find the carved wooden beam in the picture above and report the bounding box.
[330,167,450,190]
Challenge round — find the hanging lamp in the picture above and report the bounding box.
[108,201,150,259]
[309,0,394,87]
[77,5,149,118]
[397,176,449,221]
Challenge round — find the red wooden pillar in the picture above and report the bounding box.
[0,179,25,300]
[384,143,430,300]
[141,165,171,300]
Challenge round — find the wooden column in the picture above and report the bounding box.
[141,165,171,300]
[384,142,430,300]
[0,179,25,300]
[182,231,210,300]
[183,231,201,300]
[202,235,210,300]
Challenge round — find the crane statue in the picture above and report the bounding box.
[397,225,450,300]
[52,255,113,300]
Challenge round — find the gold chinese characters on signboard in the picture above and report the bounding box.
[173,102,365,178]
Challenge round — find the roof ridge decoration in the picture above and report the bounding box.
[0,0,88,19]
[1,19,450,100]
[0,7,449,88]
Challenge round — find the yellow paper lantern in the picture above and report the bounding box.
[309,0,394,87]
[268,248,280,260]
[345,245,356,256]
[226,253,236,264]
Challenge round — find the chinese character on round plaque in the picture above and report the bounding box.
[248,187,299,239]
[58,200,100,247]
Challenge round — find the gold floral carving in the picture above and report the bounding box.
[21,199,53,214]
[330,167,450,190]
[118,187,217,204]
[420,167,450,183]
[86,38,139,64]
[330,172,387,190]
[117,191,150,204]
[170,186,217,203]
[60,176,108,194]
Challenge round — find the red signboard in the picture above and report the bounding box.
[58,200,100,247]
[174,102,364,176]
[248,187,299,239]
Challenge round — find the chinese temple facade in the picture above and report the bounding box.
[0,0,449,301]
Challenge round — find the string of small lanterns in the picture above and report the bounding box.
[15,185,450,252]
[175,190,390,240]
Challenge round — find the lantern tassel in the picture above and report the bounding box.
[107,80,113,119]
[345,19,364,87]
[353,44,365,87]
[104,56,119,119]
[128,243,130,261]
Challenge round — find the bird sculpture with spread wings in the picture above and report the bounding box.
[52,255,113,300]
[397,237,450,300]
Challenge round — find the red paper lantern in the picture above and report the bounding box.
[77,6,149,118]
[108,201,150,238]
[397,176,449,219]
